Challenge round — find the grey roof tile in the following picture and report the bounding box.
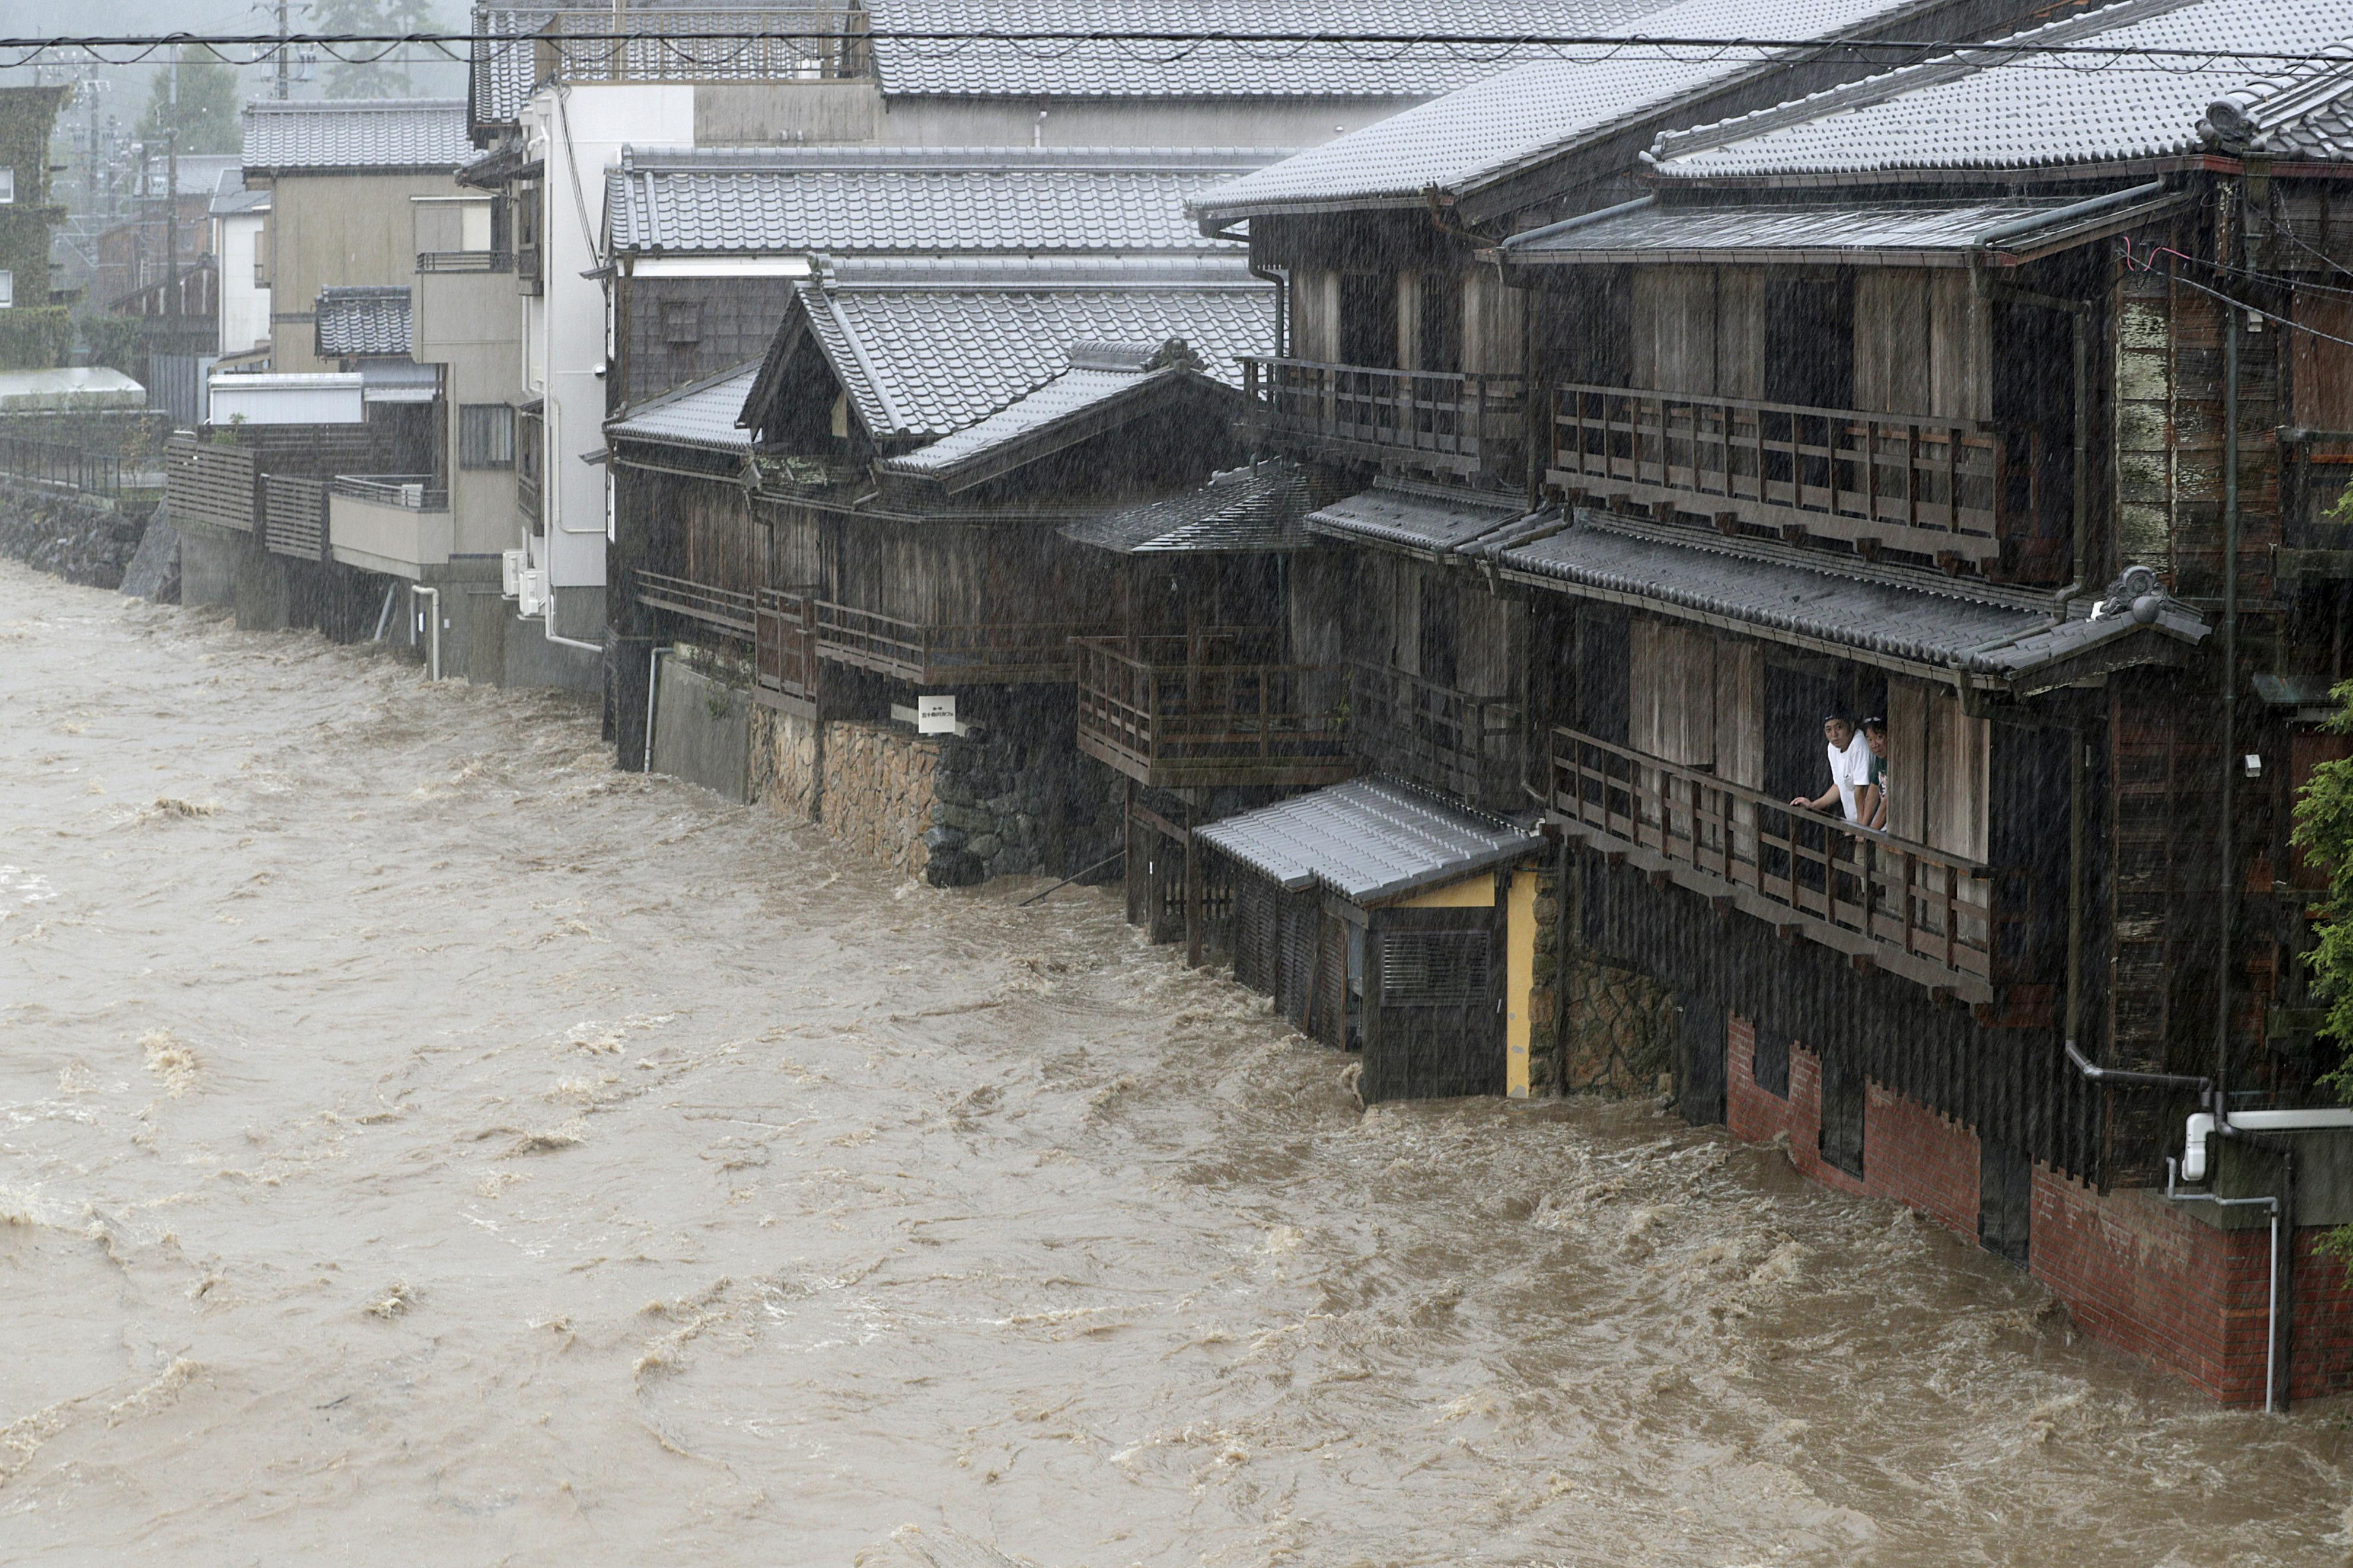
[878,340,1217,484]
[471,7,552,130]
[1193,0,1937,218]
[1305,483,1532,555]
[1650,0,2353,182]
[796,262,1274,439]
[609,362,761,451]
[607,146,1273,256]
[2206,43,2353,159]
[1497,193,2182,265]
[1060,461,1327,553]
[865,0,1672,100]
[1195,775,1547,904]
[244,98,473,174]
[315,286,415,358]
[1490,512,2209,684]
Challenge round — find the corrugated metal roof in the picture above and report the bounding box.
[1650,0,2353,182]
[243,98,473,174]
[797,266,1274,439]
[1060,461,1323,553]
[1490,512,2209,682]
[1193,0,1940,218]
[608,362,761,452]
[1497,193,2182,265]
[1196,776,1546,904]
[315,286,415,358]
[607,146,1272,256]
[866,0,1673,100]
[1304,484,1534,555]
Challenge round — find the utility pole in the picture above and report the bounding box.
[164,56,178,321]
[275,0,294,100]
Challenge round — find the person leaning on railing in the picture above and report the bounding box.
[1790,713,1875,828]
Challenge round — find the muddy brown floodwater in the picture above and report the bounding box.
[4,560,2352,1566]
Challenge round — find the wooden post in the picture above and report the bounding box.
[1184,797,1205,970]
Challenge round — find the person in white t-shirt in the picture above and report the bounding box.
[1791,713,1874,824]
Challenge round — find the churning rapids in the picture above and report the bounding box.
[3,558,2351,1567]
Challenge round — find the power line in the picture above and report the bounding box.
[4,28,2353,71]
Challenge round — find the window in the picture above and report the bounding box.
[1751,1020,1790,1098]
[661,298,702,347]
[0,167,15,204]
[1818,1055,1866,1178]
[1338,273,1398,368]
[0,270,15,310]
[459,403,515,469]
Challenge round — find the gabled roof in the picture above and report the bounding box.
[1197,776,1546,905]
[1649,0,2353,184]
[607,146,1273,257]
[608,362,761,453]
[864,0,1676,101]
[315,286,414,359]
[2206,43,2353,159]
[877,340,1232,492]
[470,7,550,135]
[1193,0,1949,221]
[244,98,473,175]
[760,257,1273,441]
[1488,511,2209,691]
[1060,461,1325,553]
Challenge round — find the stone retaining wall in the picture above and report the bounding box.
[0,480,155,589]
[1555,941,1676,1096]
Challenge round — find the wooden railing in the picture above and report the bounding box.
[813,603,1111,685]
[756,585,820,707]
[1350,660,1523,810]
[537,7,873,85]
[262,474,329,563]
[1075,630,1354,788]
[1548,383,2037,565]
[1549,726,1995,990]
[1242,356,1525,479]
[635,568,755,637]
[165,433,260,532]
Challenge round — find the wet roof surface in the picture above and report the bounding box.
[314,287,415,359]
[1060,462,1322,553]
[1197,776,1546,904]
[244,99,473,173]
[608,363,762,452]
[1303,484,1533,555]
[1500,196,2097,263]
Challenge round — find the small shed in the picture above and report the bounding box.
[1195,777,1549,1103]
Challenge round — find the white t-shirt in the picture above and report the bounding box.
[1827,733,1874,823]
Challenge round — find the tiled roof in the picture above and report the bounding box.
[314,286,415,359]
[1196,776,1547,904]
[607,146,1271,256]
[1193,0,1940,218]
[865,0,1673,100]
[1497,191,2188,266]
[470,7,552,132]
[209,167,269,218]
[608,362,761,452]
[1304,483,1536,557]
[244,98,473,174]
[2205,43,2353,159]
[1060,461,1324,553]
[1650,0,2353,182]
[1490,512,2209,685]
[791,261,1274,439]
[879,340,1222,488]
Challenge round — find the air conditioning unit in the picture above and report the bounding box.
[517,568,549,619]
[500,548,522,598]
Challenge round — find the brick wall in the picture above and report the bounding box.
[2030,1171,2353,1406]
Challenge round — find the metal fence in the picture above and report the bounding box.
[0,432,122,497]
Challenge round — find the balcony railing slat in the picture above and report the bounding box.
[1241,356,1525,480]
[1549,724,1996,989]
[1350,660,1522,809]
[1073,631,1353,786]
[635,568,756,636]
[814,602,1107,685]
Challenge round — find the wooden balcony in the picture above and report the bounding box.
[813,602,1111,686]
[1350,661,1523,811]
[634,568,754,637]
[1075,630,1355,790]
[262,474,329,563]
[755,586,820,715]
[164,433,260,533]
[1549,726,2006,1001]
[1241,357,1525,481]
[1547,384,2040,570]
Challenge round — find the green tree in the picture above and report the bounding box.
[135,47,244,155]
[311,0,445,99]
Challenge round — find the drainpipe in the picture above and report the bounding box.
[643,643,668,773]
[2164,1152,2285,1412]
[2216,269,2240,1101]
[412,585,441,681]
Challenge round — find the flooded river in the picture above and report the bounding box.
[3,557,2350,1565]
